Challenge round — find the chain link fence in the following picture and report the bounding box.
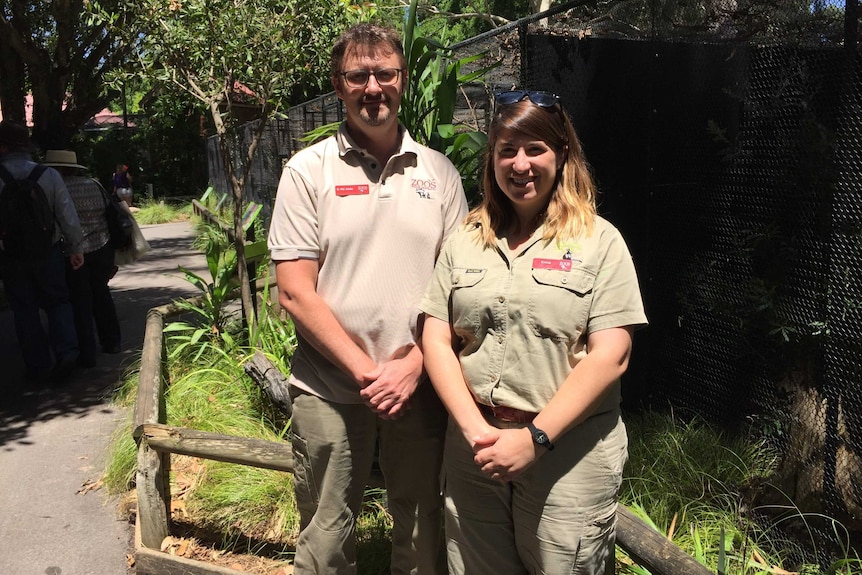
[207,0,860,563]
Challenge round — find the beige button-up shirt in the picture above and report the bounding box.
[421,216,648,415]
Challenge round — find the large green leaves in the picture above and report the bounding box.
[95,0,345,117]
[401,0,496,197]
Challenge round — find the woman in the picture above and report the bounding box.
[112,163,133,206]
[420,90,648,574]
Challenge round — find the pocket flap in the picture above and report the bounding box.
[451,268,486,288]
[532,267,595,295]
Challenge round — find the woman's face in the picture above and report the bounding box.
[493,127,561,217]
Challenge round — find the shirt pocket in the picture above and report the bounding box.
[528,266,595,342]
[449,267,487,339]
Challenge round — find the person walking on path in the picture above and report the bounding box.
[0,219,211,575]
[112,163,133,207]
[0,120,84,384]
[268,23,468,575]
[45,149,122,368]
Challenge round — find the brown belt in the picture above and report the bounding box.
[477,403,537,424]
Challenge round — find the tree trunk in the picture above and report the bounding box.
[0,30,27,123]
[232,183,256,331]
[210,96,257,332]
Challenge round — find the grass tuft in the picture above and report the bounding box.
[618,409,861,574]
[133,199,193,225]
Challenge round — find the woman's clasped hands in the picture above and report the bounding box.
[468,425,542,483]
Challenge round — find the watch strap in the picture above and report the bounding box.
[527,421,555,451]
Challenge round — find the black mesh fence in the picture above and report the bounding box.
[207,0,861,563]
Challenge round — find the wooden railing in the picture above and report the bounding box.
[132,294,713,575]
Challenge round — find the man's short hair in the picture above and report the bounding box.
[330,23,406,80]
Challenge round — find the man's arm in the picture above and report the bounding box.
[275,258,378,387]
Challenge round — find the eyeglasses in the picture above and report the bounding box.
[494,90,560,108]
[339,68,405,88]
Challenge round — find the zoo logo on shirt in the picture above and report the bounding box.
[411,177,437,200]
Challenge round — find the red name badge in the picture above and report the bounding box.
[335,185,370,196]
[532,258,572,271]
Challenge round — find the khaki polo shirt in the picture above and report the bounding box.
[420,217,647,415]
[269,123,467,404]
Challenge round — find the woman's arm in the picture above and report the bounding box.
[534,326,634,441]
[422,315,498,450]
[473,326,634,481]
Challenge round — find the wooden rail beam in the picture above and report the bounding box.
[137,423,294,473]
[133,309,167,432]
[136,547,248,575]
[616,505,715,575]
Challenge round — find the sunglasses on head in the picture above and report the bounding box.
[494,90,560,108]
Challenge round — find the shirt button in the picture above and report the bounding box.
[453,276,461,284]
[561,277,568,284]
[497,335,504,344]
[498,295,505,303]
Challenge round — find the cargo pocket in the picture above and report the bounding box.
[570,503,617,574]
[288,430,319,520]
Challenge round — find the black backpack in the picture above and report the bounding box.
[0,163,56,260]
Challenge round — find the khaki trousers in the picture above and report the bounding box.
[289,383,448,575]
[443,410,628,575]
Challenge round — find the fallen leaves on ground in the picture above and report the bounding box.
[158,535,292,574]
[126,456,295,574]
[77,477,103,495]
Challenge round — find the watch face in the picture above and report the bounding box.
[535,431,548,443]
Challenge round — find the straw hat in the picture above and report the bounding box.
[43,150,87,169]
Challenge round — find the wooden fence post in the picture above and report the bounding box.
[133,309,171,548]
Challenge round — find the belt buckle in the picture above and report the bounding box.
[492,405,525,423]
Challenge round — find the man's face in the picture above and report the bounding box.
[333,45,405,130]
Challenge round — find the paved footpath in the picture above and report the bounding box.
[0,221,208,575]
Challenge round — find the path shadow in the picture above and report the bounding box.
[0,222,207,451]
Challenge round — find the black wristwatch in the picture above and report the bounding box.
[527,422,555,451]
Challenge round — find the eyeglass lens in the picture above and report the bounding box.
[342,68,402,87]
[495,90,559,108]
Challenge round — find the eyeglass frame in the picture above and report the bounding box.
[338,68,406,88]
[494,90,560,108]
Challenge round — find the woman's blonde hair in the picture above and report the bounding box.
[466,98,597,247]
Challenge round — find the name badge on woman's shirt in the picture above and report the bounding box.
[532,258,572,272]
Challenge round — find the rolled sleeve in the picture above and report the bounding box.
[268,165,320,262]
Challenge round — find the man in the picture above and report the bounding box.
[0,121,84,383]
[267,24,467,575]
[44,150,122,367]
